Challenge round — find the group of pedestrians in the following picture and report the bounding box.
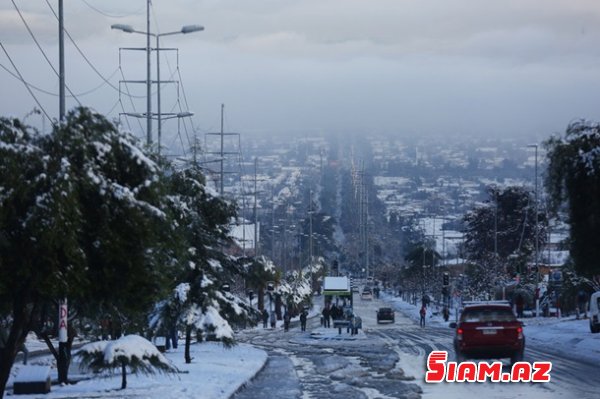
[261,308,308,332]
[321,303,346,327]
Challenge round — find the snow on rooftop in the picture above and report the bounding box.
[14,365,50,383]
[323,276,350,291]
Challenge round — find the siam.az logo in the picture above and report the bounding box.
[425,351,552,383]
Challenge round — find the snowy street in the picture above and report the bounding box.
[235,292,600,399]
[235,294,422,399]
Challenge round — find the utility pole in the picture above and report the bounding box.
[254,157,259,256]
[146,0,152,146]
[528,144,540,317]
[365,183,369,279]
[205,105,241,196]
[220,103,224,196]
[309,189,313,285]
[58,0,65,120]
[534,145,539,277]
[57,0,68,385]
[271,185,275,262]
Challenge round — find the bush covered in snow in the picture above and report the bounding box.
[77,335,177,389]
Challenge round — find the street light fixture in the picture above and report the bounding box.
[111,23,204,152]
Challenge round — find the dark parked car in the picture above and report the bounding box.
[376,307,395,323]
[450,302,524,364]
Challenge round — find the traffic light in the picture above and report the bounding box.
[443,272,449,286]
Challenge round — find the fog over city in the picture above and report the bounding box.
[2,0,600,144]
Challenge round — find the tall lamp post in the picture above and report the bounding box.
[111,23,204,150]
[527,144,539,316]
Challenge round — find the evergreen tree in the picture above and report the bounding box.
[242,256,278,311]
[462,185,547,297]
[545,121,600,280]
[0,108,166,397]
[152,166,257,364]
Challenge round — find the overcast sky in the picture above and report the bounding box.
[2,0,600,149]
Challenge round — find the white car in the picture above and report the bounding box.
[361,289,373,300]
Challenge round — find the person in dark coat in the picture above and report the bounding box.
[300,310,308,332]
[270,310,276,329]
[330,304,340,321]
[262,309,269,328]
[419,305,427,327]
[283,311,291,332]
[515,294,525,318]
[322,306,331,328]
[577,289,587,319]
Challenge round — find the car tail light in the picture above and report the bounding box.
[457,328,463,341]
[517,326,523,339]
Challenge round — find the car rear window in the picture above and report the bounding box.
[461,307,516,322]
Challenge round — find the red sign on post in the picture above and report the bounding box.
[58,299,68,343]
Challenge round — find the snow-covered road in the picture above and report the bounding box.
[236,292,600,399]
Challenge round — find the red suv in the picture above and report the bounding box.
[450,302,524,365]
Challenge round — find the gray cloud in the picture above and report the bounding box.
[2,0,600,141]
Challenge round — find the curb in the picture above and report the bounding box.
[227,347,269,399]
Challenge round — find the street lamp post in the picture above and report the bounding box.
[111,23,203,151]
[527,144,539,316]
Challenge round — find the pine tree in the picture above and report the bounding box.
[77,335,177,389]
[0,108,167,397]
[152,166,257,364]
[546,121,600,280]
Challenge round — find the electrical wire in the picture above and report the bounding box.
[118,99,133,131]
[11,0,82,107]
[0,61,60,97]
[118,66,144,133]
[151,3,196,151]
[80,0,145,18]
[105,98,120,117]
[0,42,54,125]
[1,61,120,98]
[44,0,145,99]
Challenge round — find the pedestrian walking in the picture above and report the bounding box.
[300,310,307,332]
[283,311,291,332]
[262,309,269,328]
[269,310,276,329]
[322,306,331,328]
[577,289,587,319]
[18,343,28,365]
[419,304,427,328]
[330,304,340,321]
[515,294,525,318]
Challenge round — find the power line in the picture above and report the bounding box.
[118,66,145,133]
[0,61,59,97]
[0,61,119,98]
[118,99,133,131]
[80,0,145,18]
[0,42,54,125]
[151,2,195,151]
[44,0,145,99]
[11,0,82,107]
[105,98,120,117]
